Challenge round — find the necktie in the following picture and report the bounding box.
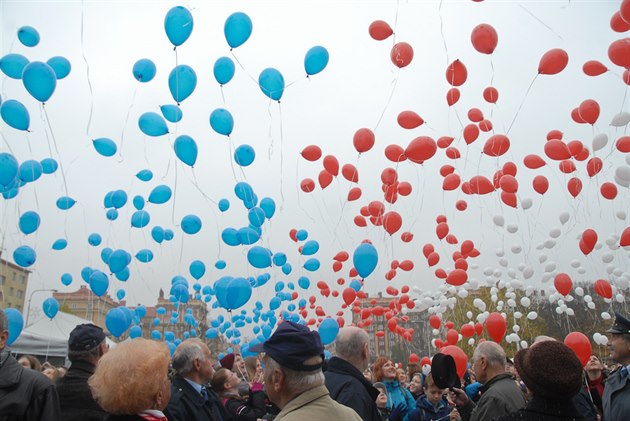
[620,367,628,379]
[200,386,209,400]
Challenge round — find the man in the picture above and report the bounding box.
[450,341,525,421]
[324,326,381,421]
[165,338,228,421]
[250,320,362,421]
[56,323,109,421]
[602,311,630,420]
[0,308,60,420]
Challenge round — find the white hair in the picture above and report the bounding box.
[265,356,324,393]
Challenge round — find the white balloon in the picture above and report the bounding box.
[577,267,587,275]
[469,279,479,289]
[468,338,475,346]
[527,311,538,320]
[511,244,522,254]
[611,111,630,127]
[493,269,503,277]
[507,298,516,308]
[575,287,584,296]
[607,265,615,274]
[598,336,608,346]
[541,273,553,282]
[520,340,529,349]
[493,215,505,227]
[523,267,534,279]
[508,268,517,279]
[592,133,608,151]
[555,306,564,314]
[544,239,557,249]
[559,212,570,225]
[566,308,575,316]
[602,253,614,263]
[514,311,523,319]
[544,262,557,273]
[484,267,494,276]
[627,154,630,166]
[422,364,432,375]
[507,224,518,234]
[616,294,625,303]
[616,166,630,181]
[466,311,473,319]
[499,258,508,268]
[491,294,498,302]
[458,289,469,298]
[539,254,548,263]
[536,243,545,250]
[513,324,520,333]
[615,174,630,188]
[496,248,505,257]
[432,329,440,336]
[617,211,628,220]
[601,312,611,320]
[520,297,531,307]
[549,228,562,238]
[521,198,533,209]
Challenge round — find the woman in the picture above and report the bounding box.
[408,373,423,400]
[211,367,266,421]
[89,338,171,421]
[585,355,605,415]
[18,355,42,371]
[374,357,416,421]
[244,356,263,386]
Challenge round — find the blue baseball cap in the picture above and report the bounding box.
[249,320,324,372]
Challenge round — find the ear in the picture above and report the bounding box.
[272,367,284,392]
[0,330,8,350]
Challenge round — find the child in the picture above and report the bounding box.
[373,382,391,421]
[408,373,453,421]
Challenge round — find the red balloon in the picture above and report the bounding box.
[384,144,407,162]
[397,181,412,196]
[544,140,572,160]
[587,157,603,177]
[323,155,339,176]
[436,222,449,240]
[499,175,518,193]
[446,88,461,106]
[383,211,402,235]
[523,154,546,169]
[409,353,419,364]
[398,111,424,129]
[532,175,549,195]
[580,229,598,255]
[300,178,315,192]
[353,128,375,153]
[446,60,468,86]
[538,48,569,75]
[369,20,393,41]
[479,119,493,132]
[559,160,576,174]
[571,107,587,124]
[427,252,440,267]
[461,324,475,338]
[471,23,498,54]
[429,315,441,329]
[391,42,414,68]
[289,229,298,242]
[483,86,499,103]
[422,243,434,258]
[446,329,459,345]
[578,99,600,124]
[469,176,495,194]
[622,227,630,247]
[554,273,573,296]
[485,312,506,343]
[347,187,362,201]
[381,167,398,185]
[342,288,357,306]
[334,251,349,262]
[564,332,592,367]
[468,108,484,122]
[440,165,455,176]
[401,232,413,242]
[406,136,437,162]
[368,201,385,217]
[474,322,484,336]
[547,129,564,141]
[483,134,510,156]
[437,136,455,149]
[301,145,322,161]
[332,261,342,272]
[398,260,414,271]
[616,136,630,153]
[443,173,461,191]
[318,170,333,189]
[446,269,467,286]
[501,191,517,208]
[621,0,630,26]
[440,345,468,379]
[567,140,584,158]
[608,38,630,69]
[445,234,458,245]
[594,279,613,299]
[567,177,582,198]
[341,164,359,183]
[601,182,618,200]
[625,69,630,85]
[611,11,630,32]
[583,60,608,76]
[463,124,480,144]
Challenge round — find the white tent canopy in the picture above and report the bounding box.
[10,311,116,359]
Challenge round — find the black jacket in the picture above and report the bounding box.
[0,351,61,421]
[324,357,381,421]
[223,390,267,421]
[165,374,230,421]
[492,396,585,420]
[56,360,108,421]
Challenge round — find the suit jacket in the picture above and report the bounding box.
[602,367,630,421]
[164,374,229,421]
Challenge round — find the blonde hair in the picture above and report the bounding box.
[89,339,170,414]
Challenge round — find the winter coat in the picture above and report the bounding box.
[492,396,585,421]
[56,360,108,421]
[324,356,382,421]
[457,373,526,421]
[602,366,630,421]
[164,374,230,421]
[408,395,452,421]
[0,352,61,421]
[383,379,417,421]
[571,386,597,421]
[222,387,267,421]
[274,385,362,421]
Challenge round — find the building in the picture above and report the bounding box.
[53,285,121,329]
[0,253,31,312]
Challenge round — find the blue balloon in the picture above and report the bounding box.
[43,297,59,319]
[218,198,230,212]
[0,99,29,131]
[259,68,284,101]
[0,153,19,186]
[103,191,115,208]
[156,307,167,315]
[238,227,260,245]
[225,277,252,310]
[174,135,197,166]
[248,207,266,227]
[17,26,40,47]
[52,238,67,250]
[349,279,362,292]
[108,249,131,273]
[304,46,329,76]
[215,260,226,269]
[151,226,165,243]
[148,185,172,204]
[0,54,29,79]
[13,245,36,267]
[221,228,240,246]
[106,308,130,337]
[129,325,142,339]
[272,253,287,266]
[234,182,254,201]
[281,263,292,275]
[22,61,56,102]
[213,56,235,85]
[40,158,58,174]
[56,196,76,210]
[164,229,174,241]
[206,328,218,339]
[209,108,234,136]
[189,260,205,280]
[93,137,117,157]
[260,197,276,219]
[353,242,378,278]
[224,12,253,49]
[115,269,130,283]
[298,276,310,289]
[46,56,71,79]
[269,296,281,311]
[151,329,162,340]
[18,160,42,183]
[101,247,112,264]
[303,258,320,272]
[90,271,109,296]
[168,65,197,103]
[19,211,40,235]
[160,104,182,123]
[116,289,126,300]
[61,273,72,286]
[301,240,319,256]
[131,210,151,228]
[296,229,308,241]
[111,190,128,209]
[132,58,156,82]
[81,267,94,283]
[106,208,118,221]
[133,195,145,210]
[138,112,168,136]
[136,169,153,182]
[164,6,194,47]
[135,249,154,263]
[247,246,272,268]
[135,306,147,318]
[234,144,255,166]
[318,318,339,345]
[5,308,23,346]
[181,214,202,234]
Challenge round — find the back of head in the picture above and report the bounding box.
[211,368,232,394]
[335,326,368,364]
[0,309,7,350]
[474,341,507,368]
[68,324,107,364]
[172,338,206,375]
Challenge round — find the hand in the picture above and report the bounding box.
[450,408,462,421]
[448,388,470,407]
[388,402,407,421]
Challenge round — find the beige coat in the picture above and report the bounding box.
[275,385,362,421]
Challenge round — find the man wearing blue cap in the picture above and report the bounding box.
[602,311,630,421]
[250,320,361,420]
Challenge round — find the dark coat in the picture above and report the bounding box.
[458,373,526,421]
[104,416,145,421]
[408,396,452,421]
[56,360,108,421]
[324,356,382,421]
[164,374,230,421]
[602,366,630,421]
[571,387,597,421]
[223,390,267,421]
[492,396,585,421]
[0,352,61,421]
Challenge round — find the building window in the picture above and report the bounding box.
[9,287,14,296]
[72,304,77,309]
[0,275,5,285]
[20,275,26,284]
[12,272,16,281]
[16,290,23,299]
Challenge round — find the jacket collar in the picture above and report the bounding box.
[327,357,380,400]
[0,354,22,388]
[172,374,207,407]
[68,359,97,374]
[278,385,329,417]
[480,372,513,394]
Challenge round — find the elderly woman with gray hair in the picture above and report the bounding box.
[89,338,171,421]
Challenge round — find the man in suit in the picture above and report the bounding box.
[602,311,630,421]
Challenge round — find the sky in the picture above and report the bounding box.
[1,0,629,341]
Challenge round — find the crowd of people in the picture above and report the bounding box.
[1,307,629,421]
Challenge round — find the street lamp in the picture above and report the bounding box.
[25,288,58,327]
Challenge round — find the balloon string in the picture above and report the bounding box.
[172,160,178,226]
[506,74,538,135]
[438,0,449,66]
[80,0,94,137]
[278,102,285,209]
[374,71,399,132]
[118,85,138,161]
[42,104,69,197]
[517,4,564,41]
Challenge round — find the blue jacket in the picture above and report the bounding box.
[383,380,416,421]
[408,395,451,421]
